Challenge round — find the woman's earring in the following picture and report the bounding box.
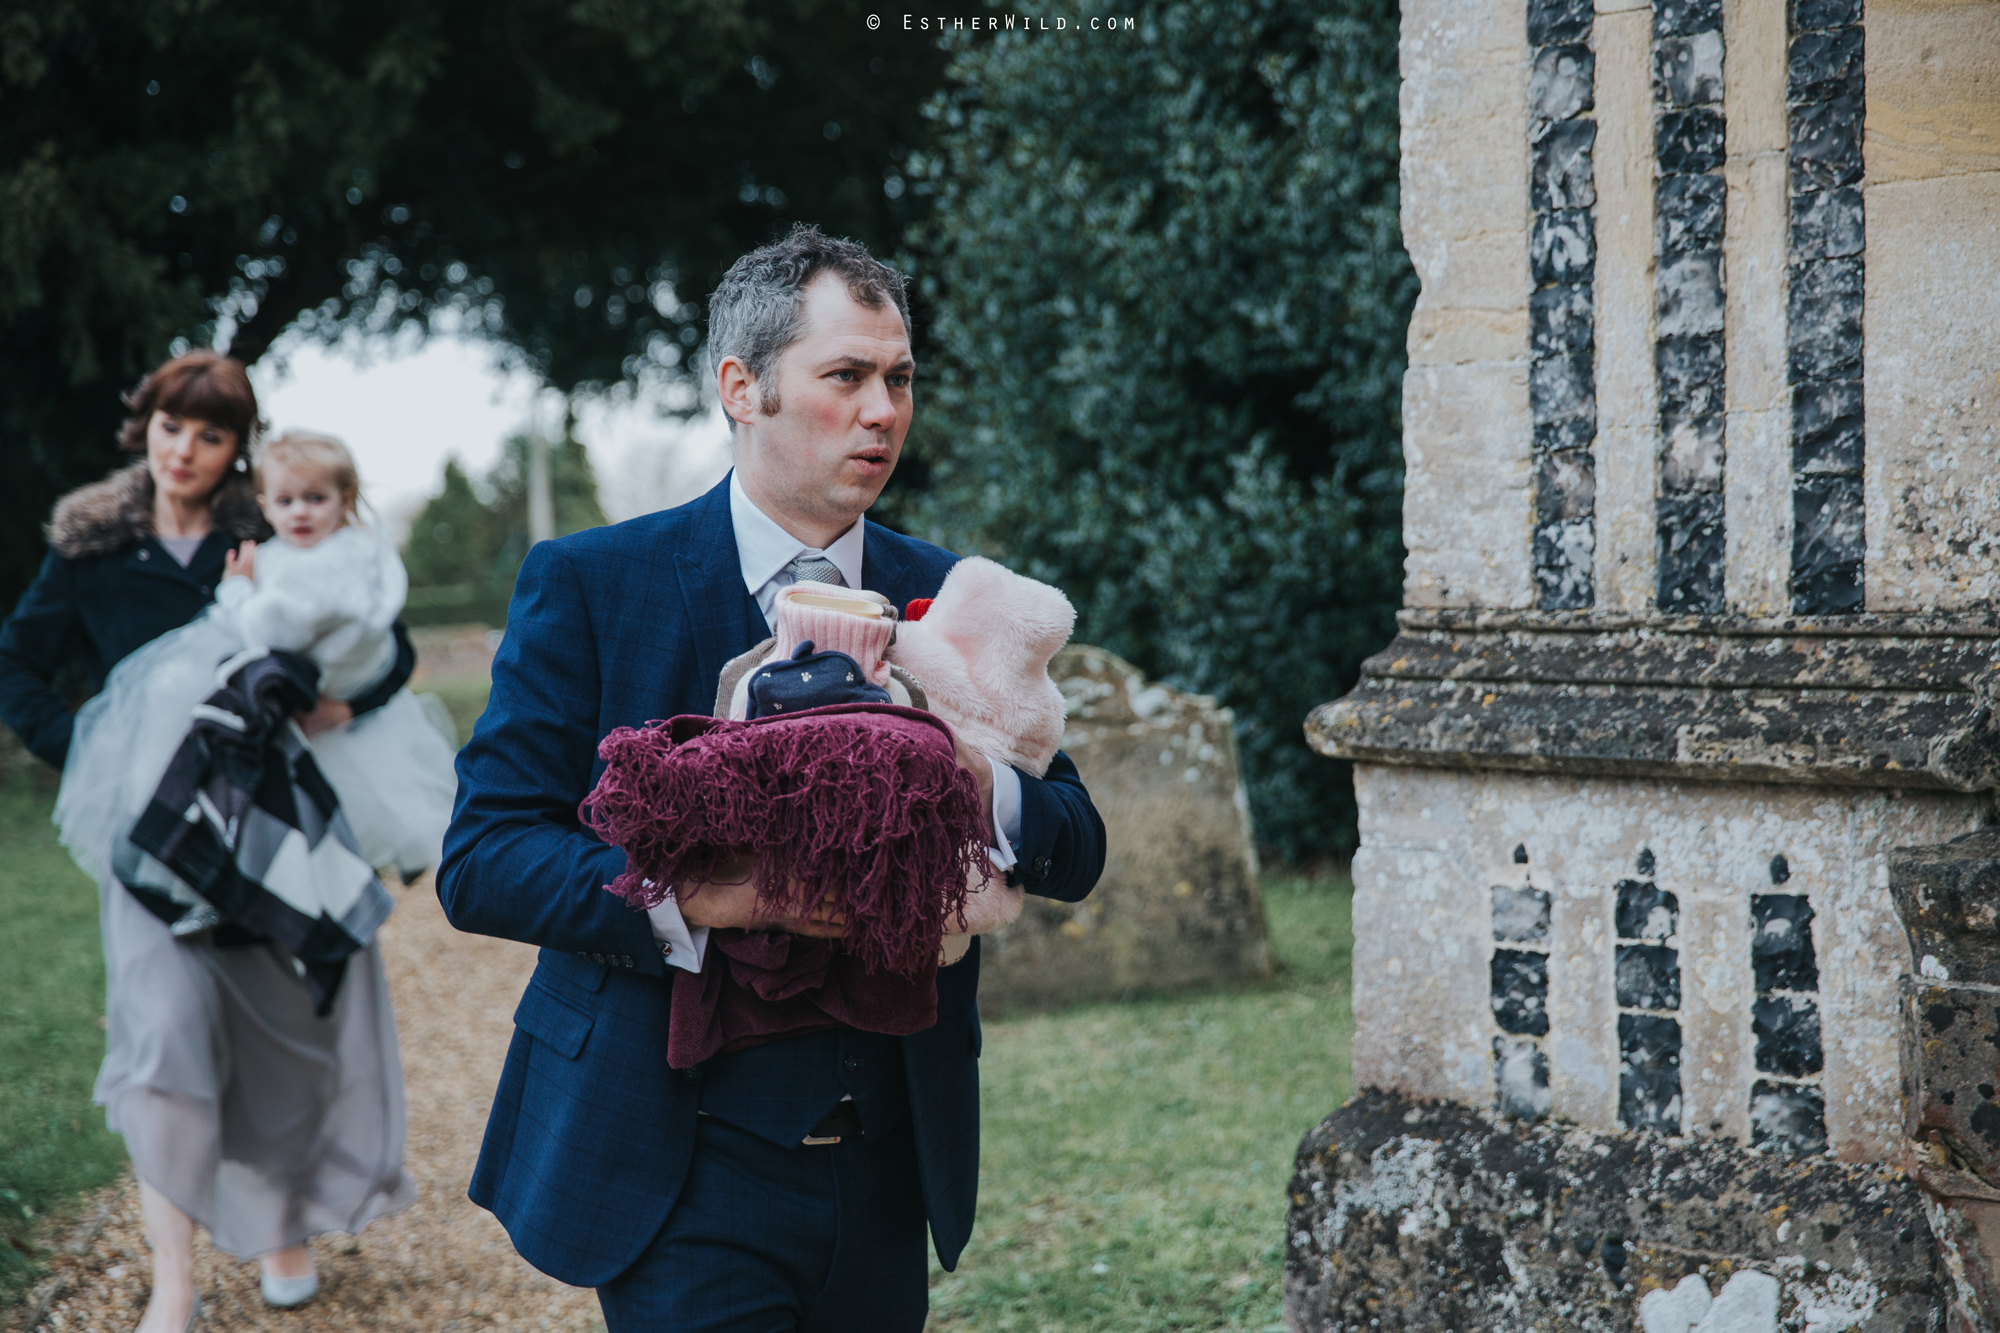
[234,456,249,473]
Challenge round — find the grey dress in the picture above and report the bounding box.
[94,870,414,1257]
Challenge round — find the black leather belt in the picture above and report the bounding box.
[803,1100,865,1145]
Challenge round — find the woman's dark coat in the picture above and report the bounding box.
[0,462,414,769]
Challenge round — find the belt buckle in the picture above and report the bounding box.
[801,1133,843,1146]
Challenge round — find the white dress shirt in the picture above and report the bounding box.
[644,473,1024,972]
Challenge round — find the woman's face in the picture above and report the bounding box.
[146,410,240,506]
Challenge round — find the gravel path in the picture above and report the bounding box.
[19,878,605,1333]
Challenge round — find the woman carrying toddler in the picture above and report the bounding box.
[0,352,431,1332]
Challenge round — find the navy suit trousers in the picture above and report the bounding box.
[595,1114,929,1332]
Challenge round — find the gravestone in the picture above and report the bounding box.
[975,645,1272,1011]
[1285,0,2000,1327]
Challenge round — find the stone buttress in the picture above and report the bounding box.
[1286,0,2000,1328]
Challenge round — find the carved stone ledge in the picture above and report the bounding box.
[1307,612,2000,789]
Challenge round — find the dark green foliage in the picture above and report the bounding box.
[900,2,1414,860]
[401,436,607,626]
[400,460,495,592]
[0,0,966,613]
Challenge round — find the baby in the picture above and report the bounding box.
[55,431,458,1009]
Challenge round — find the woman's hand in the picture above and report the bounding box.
[222,540,257,582]
[295,695,355,736]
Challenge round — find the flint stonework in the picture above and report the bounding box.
[1300,0,2000,1320]
[1528,0,1600,611]
[1786,0,1867,613]
[1283,1091,1948,1332]
[1651,0,1730,616]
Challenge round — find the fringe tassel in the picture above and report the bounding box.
[584,710,986,978]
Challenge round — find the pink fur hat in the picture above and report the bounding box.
[886,557,1076,777]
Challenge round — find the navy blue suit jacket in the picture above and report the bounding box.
[437,476,1105,1286]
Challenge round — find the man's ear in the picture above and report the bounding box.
[717,355,759,429]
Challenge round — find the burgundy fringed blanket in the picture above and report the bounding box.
[582,704,989,1068]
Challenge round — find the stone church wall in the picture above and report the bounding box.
[1288,0,2000,1326]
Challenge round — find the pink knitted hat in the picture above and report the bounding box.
[767,586,894,687]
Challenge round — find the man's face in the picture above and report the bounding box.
[731,272,913,535]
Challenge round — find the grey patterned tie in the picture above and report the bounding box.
[786,554,845,587]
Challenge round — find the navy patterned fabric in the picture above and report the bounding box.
[437,474,1105,1289]
[746,643,892,719]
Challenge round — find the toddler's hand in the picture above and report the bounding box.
[295,695,355,736]
[222,540,257,582]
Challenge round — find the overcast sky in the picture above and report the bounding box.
[249,329,733,541]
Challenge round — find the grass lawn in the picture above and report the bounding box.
[0,761,127,1307]
[929,872,1354,1333]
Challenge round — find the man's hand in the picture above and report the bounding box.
[675,853,849,937]
[296,695,355,736]
[954,736,995,843]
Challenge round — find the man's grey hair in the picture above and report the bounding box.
[706,224,911,422]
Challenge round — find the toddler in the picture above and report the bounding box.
[214,433,457,876]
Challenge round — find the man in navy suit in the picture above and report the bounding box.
[438,225,1106,1331]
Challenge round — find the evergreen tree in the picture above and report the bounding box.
[901,1,1414,862]
[400,435,607,625]
[401,459,494,591]
[0,0,968,608]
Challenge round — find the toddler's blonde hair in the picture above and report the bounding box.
[256,431,363,519]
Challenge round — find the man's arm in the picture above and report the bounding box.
[436,541,666,974]
[1007,750,1105,903]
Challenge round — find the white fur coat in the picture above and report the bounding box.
[216,525,408,699]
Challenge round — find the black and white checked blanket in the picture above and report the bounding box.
[117,647,391,1015]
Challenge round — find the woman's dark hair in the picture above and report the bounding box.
[116,351,261,454]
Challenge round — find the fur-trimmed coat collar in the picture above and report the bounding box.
[44,461,271,560]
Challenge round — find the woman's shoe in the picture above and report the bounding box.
[259,1269,319,1308]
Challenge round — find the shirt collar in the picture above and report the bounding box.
[728,469,867,597]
